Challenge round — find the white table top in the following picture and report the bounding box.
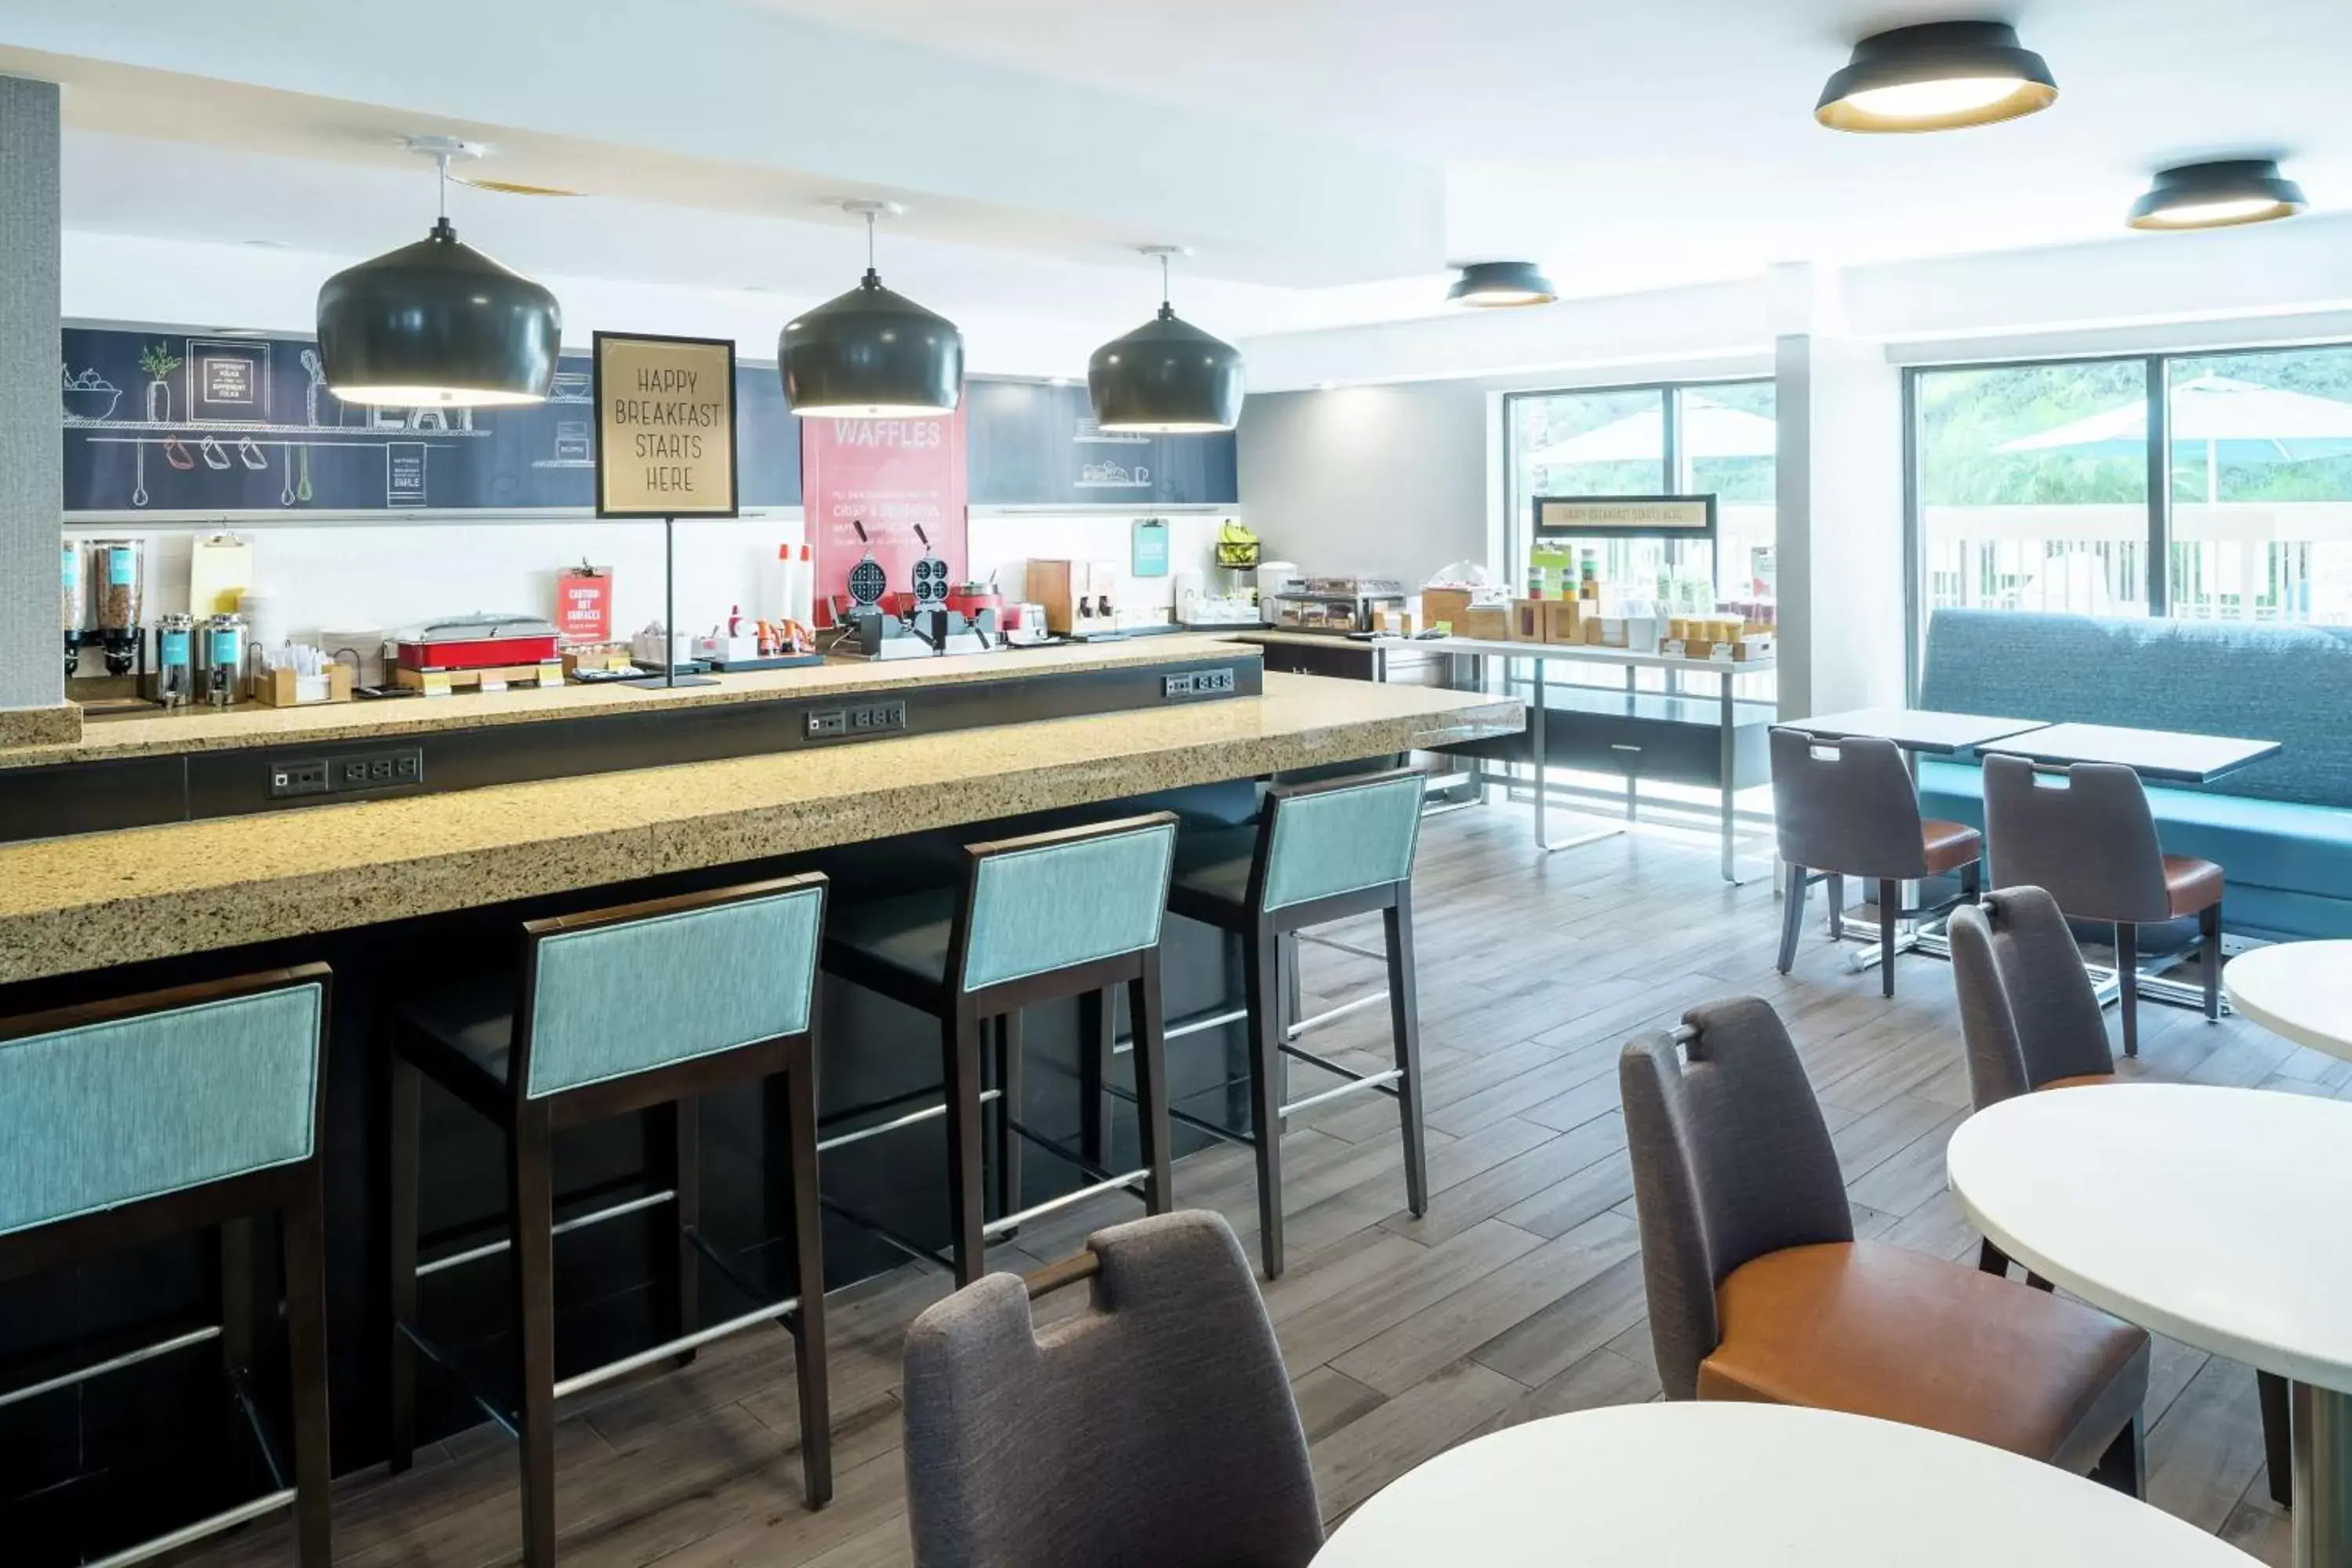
[1310,1403,2252,1566]
[1948,1083,2352,1392]
[1975,721,2281,783]
[1782,706,2049,754]
[2227,942,2352,1062]
[1410,633,1777,675]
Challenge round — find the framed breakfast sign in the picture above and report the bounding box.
[1533,494,1717,541]
[592,332,739,519]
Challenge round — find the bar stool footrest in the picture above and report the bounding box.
[82,1488,300,1568]
[981,1171,1150,1240]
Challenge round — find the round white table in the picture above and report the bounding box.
[2227,942,2352,1062]
[1310,1403,2250,1566]
[1949,1083,2352,1568]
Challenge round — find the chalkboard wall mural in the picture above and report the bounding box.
[60,325,802,515]
[964,379,1240,506]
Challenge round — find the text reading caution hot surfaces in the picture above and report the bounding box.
[593,332,740,517]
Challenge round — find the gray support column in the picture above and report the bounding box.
[0,76,66,737]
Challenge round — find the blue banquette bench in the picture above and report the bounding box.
[1914,610,2352,941]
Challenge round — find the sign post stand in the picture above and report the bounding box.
[593,332,741,688]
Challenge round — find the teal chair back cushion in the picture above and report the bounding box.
[528,885,823,1099]
[962,823,1178,992]
[0,982,324,1239]
[1262,774,1425,911]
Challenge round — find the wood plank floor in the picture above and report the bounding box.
[190,797,2328,1566]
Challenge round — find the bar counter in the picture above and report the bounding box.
[0,644,1519,1556]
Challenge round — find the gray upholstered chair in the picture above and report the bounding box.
[901,1209,1321,1568]
[1949,885,2292,1506]
[0,966,334,1565]
[390,874,833,1566]
[1980,754,2223,1055]
[1155,767,1428,1279]
[1620,995,2151,1493]
[1770,728,1982,997]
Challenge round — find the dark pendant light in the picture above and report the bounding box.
[317,137,561,407]
[1089,245,1244,434]
[779,201,964,418]
[2129,159,2307,231]
[1815,20,2058,132]
[1447,260,1557,309]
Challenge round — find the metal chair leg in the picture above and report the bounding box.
[1827,873,1845,941]
[2261,1369,2292,1509]
[2117,922,2140,1057]
[2201,901,2223,1022]
[1977,1237,2009,1277]
[1878,878,1899,1000]
[1777,866,1808,975]
[2092,1414,2147,1499]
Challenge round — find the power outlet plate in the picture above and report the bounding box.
[806,700,908,741]
[270,747,424,799]
[1163,667,1237,699]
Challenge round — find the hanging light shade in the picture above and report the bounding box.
[780,201,964,417]
[1815,20,2057,132]
[317,138,561,407]
[2129,159,2307,231]
[1089,246,1244,434]
[1447,260,1557,308]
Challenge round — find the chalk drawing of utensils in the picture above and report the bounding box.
[133,440,149,507]
[296,444,313,502]
[238,437,269,470]
[164,436,196,470]
[281,445,294,505]
[200,436,232,470]
[300,348,327,427]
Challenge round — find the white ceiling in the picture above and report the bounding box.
[9,0,2351,371]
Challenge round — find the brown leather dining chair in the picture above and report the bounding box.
[1621,995,2151,1493]
[1948,884,2291,1508]
[1980,754,2223,1056]
[1770,728,1983,997]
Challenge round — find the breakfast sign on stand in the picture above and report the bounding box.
[593,331,739,686]
[801,408,969,626]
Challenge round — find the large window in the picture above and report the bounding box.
[1910,342,2352,627]
[1505,379,1777,615]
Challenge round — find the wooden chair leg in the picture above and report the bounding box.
[1078,988,1113,1168]
[994,1011,1025,1225]
[283,1167,334,1568]
[652,1097,700,1368]
[781,1051,833,1508]
[2092,1414,2147,1500]
[942,1006,988,1287]
[1385,890,1428,1218]
[2201,901,2224,1022]
[1130,950,1174,1218]
[2260,1370,2292,1509]
[508,1110,561,1568]
[1243,924,1287,1279]
[2117,922,2140,1058]
[387,1047,423,1474]
[1878,878,1899,1000]
[1777,866,1809,975]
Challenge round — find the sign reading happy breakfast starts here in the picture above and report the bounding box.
[593,332,740,518]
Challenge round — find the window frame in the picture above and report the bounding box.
[1903,336,2352,691]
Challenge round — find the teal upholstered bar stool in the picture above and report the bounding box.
[387,873,832,1568]
[1156,768,1428,1279]
[822,813,1179,1287]
[0,965,334,1566]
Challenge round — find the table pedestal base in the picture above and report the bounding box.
[2296,1382,2352,1567]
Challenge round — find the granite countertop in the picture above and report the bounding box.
[0,675,1523,985]
[6,634,1260,771]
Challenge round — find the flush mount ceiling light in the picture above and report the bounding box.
[1815,20,2057,132]
[1089,245,1246,434]
[779,200,965,418]
[315,136,562,407]
[1446,260,1558,308]
[2129,158,2307,231]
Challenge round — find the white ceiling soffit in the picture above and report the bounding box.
[0,0,1443,288]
